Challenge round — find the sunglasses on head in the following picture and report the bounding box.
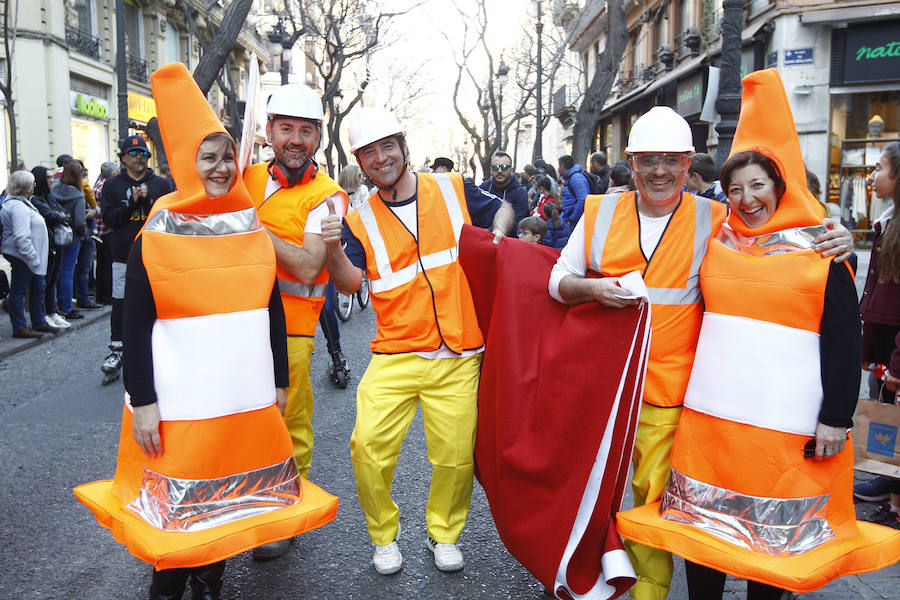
[491,164,511,172]
[126,149,151,158]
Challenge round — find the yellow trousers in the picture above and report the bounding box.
[626,403,683,600]
[350,352,482,546]
[284,336,315,479]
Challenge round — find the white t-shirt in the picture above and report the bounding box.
[263,176,346,236]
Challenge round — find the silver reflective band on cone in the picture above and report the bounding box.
[144,207,262,236]
[717,224,828,256]
[128,457,300,532]
[660,468,834,556]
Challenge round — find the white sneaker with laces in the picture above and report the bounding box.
[372,541,402,575]
[48,313,71,328]
[426,535,464,572]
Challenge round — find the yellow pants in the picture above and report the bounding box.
[626,403,683,600]
[350,352,482,546]
[284,336,315,479]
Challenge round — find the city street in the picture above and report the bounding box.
[1,276,899,599]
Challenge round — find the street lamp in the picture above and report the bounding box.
[497,60,509,149]
[268,18,302,85]
[714,0,744,168]
[528,0,544,162]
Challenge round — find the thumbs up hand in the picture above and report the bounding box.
[321,193,344,247]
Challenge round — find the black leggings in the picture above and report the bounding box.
[685,561,788,600]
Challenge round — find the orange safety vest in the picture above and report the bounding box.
[616,228,900,592]
[244,163,343,336]
[344,172,484,354]
[73,205,338,569]
[584,191,726,408]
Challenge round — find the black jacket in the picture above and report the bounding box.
[100,168,172,262]
[479,175,529,225]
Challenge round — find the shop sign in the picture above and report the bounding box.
[784,48,814,66]
[767,51,778,69]
[127,91,157,123]
[843,21,900,84]
[676,72,704,116]
[71,91,109,120]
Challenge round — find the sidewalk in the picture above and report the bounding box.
[0,255,111,361]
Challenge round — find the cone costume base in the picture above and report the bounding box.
[74,477,338,570]
[616,503,900,593]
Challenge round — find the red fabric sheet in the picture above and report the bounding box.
[459,225,650,599]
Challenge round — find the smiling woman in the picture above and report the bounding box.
[195,132,237,198]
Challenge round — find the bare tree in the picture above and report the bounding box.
[0,0,20,170]
[570,0,627,165]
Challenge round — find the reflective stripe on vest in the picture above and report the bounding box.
[277,279,327,299]
[356,173,465,295]
[588,194,711,305]
[144,207,261,236]
[660,468,834,555]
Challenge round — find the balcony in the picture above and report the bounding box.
[674,28,702,60]
[66,26,101,60]
[552,84,578,128]
[652,45,676,75]
[127,52,149,83]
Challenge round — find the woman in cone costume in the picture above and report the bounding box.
[73,63,338,599]
[616,69,900,598]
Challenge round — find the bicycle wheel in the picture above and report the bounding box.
[356,273,370,309]
[336,288,353,322]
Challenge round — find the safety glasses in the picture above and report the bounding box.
[631,153,687,173]
[491,164,512,172]
[126,149,151,158]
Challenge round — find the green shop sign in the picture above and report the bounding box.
[843,21,900,84]
[72,92,109,119]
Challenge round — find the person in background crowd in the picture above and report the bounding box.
[855,142,900,527]
[480,151,529,225]
[430,157,454,174]
[558,154,589,226]
[0,170,57,337]
[93,161,119,305]
[607,162,636,193]
[516,215,548,245]
[532,159,559,197]
[100,135,173,376]
[50,161,87,321]
[520,163,534,190]
[340,164,369,211]
[684,152,728,203]
[74,159,101,310]
[589,151,611,194]
[541,202,571,250]
[29,166,70,329]
[322,106,512,576]
[530,174,557,218]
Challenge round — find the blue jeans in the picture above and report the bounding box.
[58,241,80,313]
[74,236,94,304]
[5,254,47,332]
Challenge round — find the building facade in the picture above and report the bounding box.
[564,0,899,230]
[1,0,271,190]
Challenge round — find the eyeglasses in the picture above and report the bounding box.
[126,149,151,158]
[491,164,512,172]
[631,153,687,173]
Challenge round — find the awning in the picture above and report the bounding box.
[800,3,900,24]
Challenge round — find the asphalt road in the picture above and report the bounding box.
[1,288,898,599]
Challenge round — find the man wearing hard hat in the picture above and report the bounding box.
[319,106,513,576]
[242,84,347,559]
[548,106,853,600]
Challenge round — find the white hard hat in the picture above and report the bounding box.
[625,106,695,154]
[348,107,404,154]
[266,84,324,122]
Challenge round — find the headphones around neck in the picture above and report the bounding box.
[267,159,318,188]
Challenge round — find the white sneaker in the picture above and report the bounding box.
[372,541,402,575]
[47,313,71,328]
[426,535,464,571]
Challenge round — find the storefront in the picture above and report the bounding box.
[69,76,112,181]
[126,90,159,170]
[828,19,900,234]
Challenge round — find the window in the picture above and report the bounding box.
[165,21,181,63]
[71,0,93,34]
[123,0,142,57]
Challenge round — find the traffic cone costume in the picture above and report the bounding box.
[73,63,337,570]
[616,69,900,592]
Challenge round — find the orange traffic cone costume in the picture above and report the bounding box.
[73,63,337,570]
[616,69,900,592]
